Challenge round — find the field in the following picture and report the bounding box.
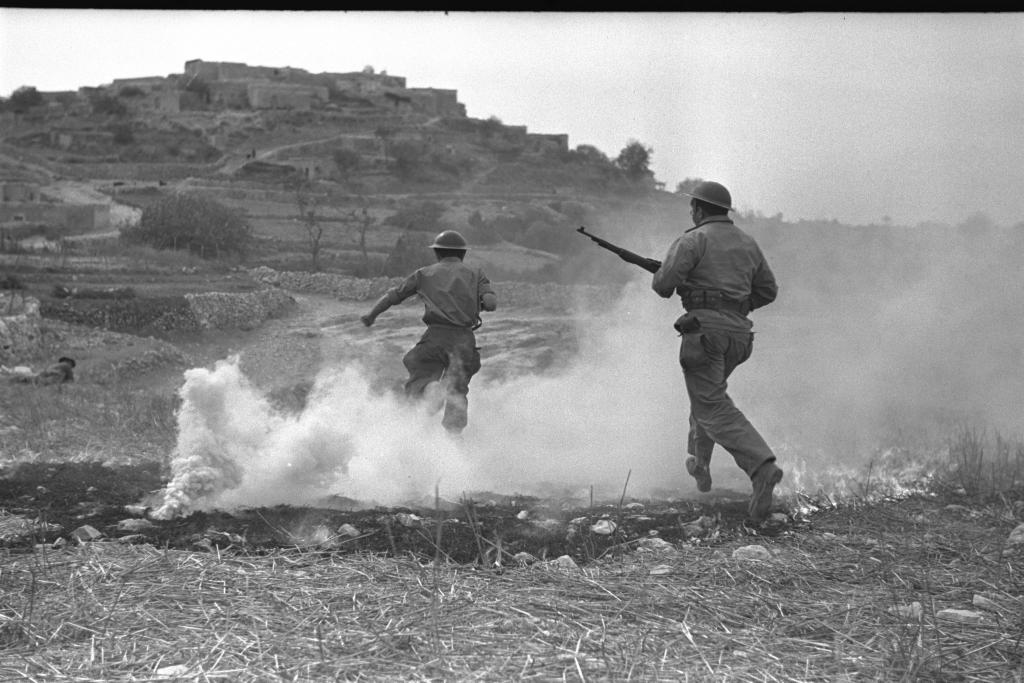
[1,252,1022,682]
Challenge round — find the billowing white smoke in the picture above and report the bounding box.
[152,284,712,519]
[152,219,1024,518]
[152,359,486,519]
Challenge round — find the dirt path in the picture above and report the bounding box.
[223,291,580,398]
[44,180,141,228]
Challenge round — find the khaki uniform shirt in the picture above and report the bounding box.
[652,217,778,332]
[386,257,497,329]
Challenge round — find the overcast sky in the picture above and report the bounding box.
[2,10,1022,226]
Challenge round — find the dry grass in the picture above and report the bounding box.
[2,497,1022,682]
[2,294,1023,680]
[939,426,1024,499]
[0,380,177,466]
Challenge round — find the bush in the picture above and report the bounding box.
[90,93,128,117]
[390,141,426,179]
[383,231,435,276]
[122,194,252,259]
[6,86,43,113]
[110,123,135,145]
[332,148,361,177]
[384,201,446,233]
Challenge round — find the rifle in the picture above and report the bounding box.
[576,226,661,274]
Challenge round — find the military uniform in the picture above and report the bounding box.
[653,212,780,515]
[36,357,76,385]
[8,357,76,386]
[364,246,496,433]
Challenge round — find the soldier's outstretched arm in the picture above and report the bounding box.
[360,294,392,327]
[361,273,419,326]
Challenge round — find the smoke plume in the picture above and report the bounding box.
[153,216,1024,518]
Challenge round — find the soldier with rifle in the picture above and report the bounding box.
[578,180,782,524]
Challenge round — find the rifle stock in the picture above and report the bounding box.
[576,226,661,274]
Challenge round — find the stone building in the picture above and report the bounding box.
[331,71,407,95]
[206,81,250,109]
[383,91,415,115]
[283,157,329,181]
[406,88,465,118]
[0,203,109,232]
[111,76,173,93]
[526,133,569,156]
[248,82,328,110]
[1,180,40,203]
[108,76,182,114]
[185,60,297,83]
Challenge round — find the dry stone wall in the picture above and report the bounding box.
[0,294,43,364]
[39,288,297,336]
[184,289,296,330]
[247,266,620,311]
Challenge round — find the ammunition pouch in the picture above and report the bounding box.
[681,290,751,316]
[673,312,702,334]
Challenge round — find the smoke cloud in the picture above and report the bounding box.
[153,215,1024,518]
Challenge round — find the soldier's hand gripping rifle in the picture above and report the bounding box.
[576,226,662,274]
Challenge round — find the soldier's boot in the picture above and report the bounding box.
[748,461,784,523]
[685,456,712,493]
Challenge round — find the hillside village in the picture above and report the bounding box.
[0,58,671,265]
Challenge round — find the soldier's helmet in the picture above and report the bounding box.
[430,230,469,250]
[682,181,734,212]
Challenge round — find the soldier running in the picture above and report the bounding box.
[651,181,783,524]
[361,230,497,433]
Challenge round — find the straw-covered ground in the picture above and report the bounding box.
[1,274,1023,681]
[2,493,1023,682]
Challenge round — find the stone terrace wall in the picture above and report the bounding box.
[0,295,43,364]
[40,288,297,335]
[247,266,621,311]
[185,289,296,330]
[51,161,221,181]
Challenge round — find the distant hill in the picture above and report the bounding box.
[0,58,681,282]
[0,58,658,197]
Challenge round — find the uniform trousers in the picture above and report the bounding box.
[680,328,776,477]
[403,325,481,432]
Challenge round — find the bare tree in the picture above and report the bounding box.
[342,198,378,276]
[293,181,324,271]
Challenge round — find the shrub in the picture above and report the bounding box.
[110,123,135,145]
[936,425,1024,498]
[390,141,426,179]
[332,148,361,177]
[90,93,127,117]
[0,274,25,290]
[383,231,435,276]
[615,140,653,180]
[122,194,252,259]
[6,86,43,113]
[384,201,445,233]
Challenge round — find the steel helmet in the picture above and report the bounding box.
[682,181,734,212]
[430,230,468,250]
